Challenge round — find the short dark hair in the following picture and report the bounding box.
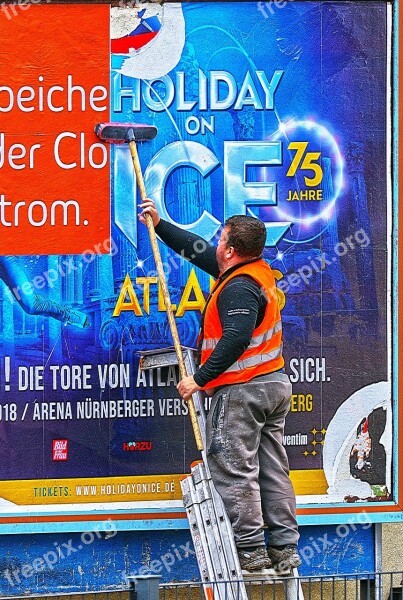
[224,215,266,257]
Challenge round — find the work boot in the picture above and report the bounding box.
[237,546,271,573]
[266,544,301,575]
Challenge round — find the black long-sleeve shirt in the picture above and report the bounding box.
[154,219,268,387]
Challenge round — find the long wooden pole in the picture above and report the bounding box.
[129,140,204,451]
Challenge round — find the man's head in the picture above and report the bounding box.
[224,215,266,257]
[216,215,266,272]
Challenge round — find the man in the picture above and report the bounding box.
[139,199,300,574]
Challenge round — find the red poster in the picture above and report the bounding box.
[0,4,110,255]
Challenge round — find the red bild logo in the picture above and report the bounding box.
[52,439,68,461]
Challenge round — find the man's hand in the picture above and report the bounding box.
[177,375,202,401]
[138,198,161,227]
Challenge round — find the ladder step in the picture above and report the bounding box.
[191,461,244,581]
[180,474,241,600]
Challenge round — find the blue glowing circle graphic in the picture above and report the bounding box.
[265,119,344,244]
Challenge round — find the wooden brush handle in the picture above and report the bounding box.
[129,140,204,451]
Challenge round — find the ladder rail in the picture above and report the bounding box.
[139,347,304,600]
[180,475,228,600]
[184,349,304,597]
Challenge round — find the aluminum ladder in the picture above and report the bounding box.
[139,347,304,600]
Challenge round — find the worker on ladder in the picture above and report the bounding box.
[139,200,301,575]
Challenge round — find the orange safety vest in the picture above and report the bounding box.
[199,259,284,389]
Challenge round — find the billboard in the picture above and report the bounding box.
[0,0,399,532]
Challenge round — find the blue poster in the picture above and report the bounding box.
[0,2,394,523]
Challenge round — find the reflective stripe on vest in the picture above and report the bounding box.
[201,320,282,352]
[223,343,283,373]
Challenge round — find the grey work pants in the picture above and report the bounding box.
[206,371,299,548]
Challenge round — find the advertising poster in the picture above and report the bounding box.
[0,1,398,531]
